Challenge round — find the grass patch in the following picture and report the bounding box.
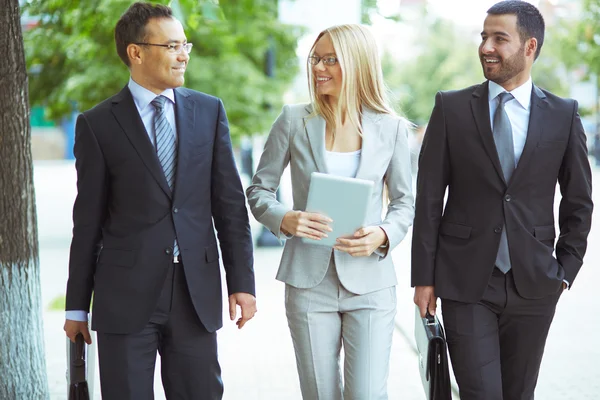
[46,294,93,312]
[47,294,66,311]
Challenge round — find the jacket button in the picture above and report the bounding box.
[165,248,172,255]
[494,226,502,233]
[504,195,512,202]
[173,208,178,213]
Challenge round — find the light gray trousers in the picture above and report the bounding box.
[285,258,396,400]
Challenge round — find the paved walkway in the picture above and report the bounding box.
[37,161,600,399]
[43,246,430,400]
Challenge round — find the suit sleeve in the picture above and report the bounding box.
[65,114,107,312]
[556,100,593,286]
[411,92,451,287]
[377,117,415,259]
[245,105,293,239]
[211,99,256,297]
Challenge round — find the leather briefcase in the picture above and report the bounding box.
[67,332,96,399]
[414,306,452,400]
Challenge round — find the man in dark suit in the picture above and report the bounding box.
[63,3,256,399]
[412,2,593,399]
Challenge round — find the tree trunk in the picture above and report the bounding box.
[0,1,50,398]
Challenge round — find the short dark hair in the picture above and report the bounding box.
[487,0,545,60]
[114,2,173,67]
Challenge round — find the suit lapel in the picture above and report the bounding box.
[355,108,382,180]
[471,81,506,184]
[510,85,547,184]
[172,88,195,203]
[303,105,328,173]
[111,86,172,198]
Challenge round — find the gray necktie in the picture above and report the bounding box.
[151,95,179,257]
[493,92,515,274]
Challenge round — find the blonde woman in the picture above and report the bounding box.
[246,24,414,399]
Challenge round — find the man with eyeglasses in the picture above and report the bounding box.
[63,2,256,399]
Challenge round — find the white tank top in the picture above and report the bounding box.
[325,149,362,178]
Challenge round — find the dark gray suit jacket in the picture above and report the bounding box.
[412,81,593,302]
[65,86,254,334]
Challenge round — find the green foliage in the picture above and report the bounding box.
[555,0,600,119]
[531,29,569,98]
[361,0,378,24]
[383,18,482,124]
[23,0,304,140]
[383,17,569,125]
[47,294,65,311]
[557,0,600,78]
[361,0,401,24]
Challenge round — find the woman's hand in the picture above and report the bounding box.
[333,226,388,257]
[281,211,332,240]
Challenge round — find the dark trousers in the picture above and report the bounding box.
[442,268,563,400]
[97,262,223,400]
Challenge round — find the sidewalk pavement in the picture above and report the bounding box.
[38,161,600,399]
[43,235,600,399]
[44,244,431,399]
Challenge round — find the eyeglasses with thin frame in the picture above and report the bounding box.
[308,55,338,66]
[134,42,193,54]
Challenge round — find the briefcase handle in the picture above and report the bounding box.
[74,334,85,366]
[424,310,436,325]
[70,333,86,383]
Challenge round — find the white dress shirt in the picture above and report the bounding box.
[66,79,177,322]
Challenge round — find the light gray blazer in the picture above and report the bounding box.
[246,103,414,294]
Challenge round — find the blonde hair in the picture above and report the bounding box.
[307,24,395,141]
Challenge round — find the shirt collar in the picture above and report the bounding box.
[128,78,176,111]
[488,78,532,110]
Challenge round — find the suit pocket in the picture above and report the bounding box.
[98,248,135,268]
[439,222,472,239]
[534,225,555,247]
[537,140,566,149]
[205,244,219,263]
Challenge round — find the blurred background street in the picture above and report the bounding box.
[8,0,599,398]
[37,160,600,399]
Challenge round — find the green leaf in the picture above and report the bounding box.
[24,0,303,140]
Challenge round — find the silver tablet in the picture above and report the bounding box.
[302,172,374,247]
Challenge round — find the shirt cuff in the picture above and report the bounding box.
[563,279,570,289]
[66,310,88,322]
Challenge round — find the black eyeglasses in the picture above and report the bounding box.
[134,42,193,54]
[308,55,338,66]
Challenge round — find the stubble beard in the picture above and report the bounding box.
[481,45,526,85]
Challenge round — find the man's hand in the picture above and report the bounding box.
[228,292,257,329]
[414,286,437,318]
[334,227,387,257]
[281,210,332,240]
[64,320,92,344]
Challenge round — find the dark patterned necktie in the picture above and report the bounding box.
[151,95,179,257]
[493,92,515,274]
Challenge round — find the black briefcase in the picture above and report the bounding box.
[414,306,452,400]
[67,333,92,400]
